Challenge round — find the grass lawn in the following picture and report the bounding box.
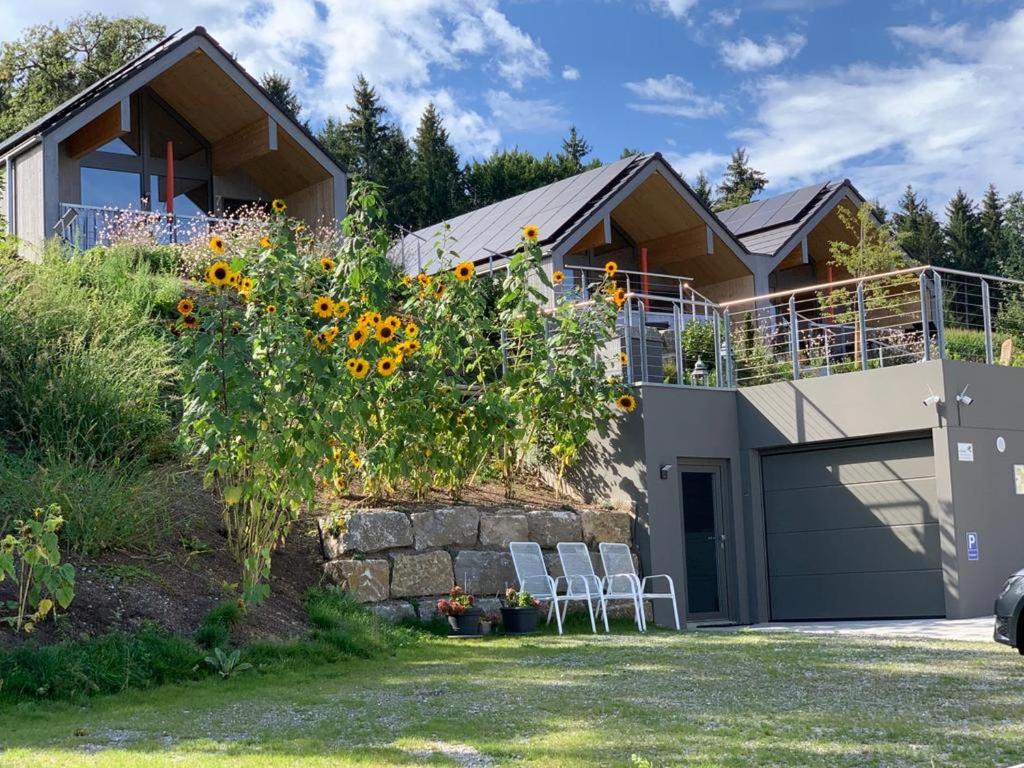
[1,627,1022,767]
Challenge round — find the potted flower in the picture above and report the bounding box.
[501,587,541,634]
[480,611,501,635]
[437,586,481,637]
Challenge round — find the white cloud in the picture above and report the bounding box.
[719,33,806,71]
[709,8,740,27]
[561,65,581,81]
[888,22,971,55]
[664,150,729,182]
[650,0,698,20]
[0,0,552,159]
[485,90,566,132]
[731,10,1024,207]
[624,74,725,118]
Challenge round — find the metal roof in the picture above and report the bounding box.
[393,153,652,274]
[0,27,345,174]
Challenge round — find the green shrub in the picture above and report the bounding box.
[944,328,988,363]
[0,249,180,462]
[0,452,170,555]
[195,601,244,649]
[0,624,203,703]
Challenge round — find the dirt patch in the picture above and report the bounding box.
[0,468,322,649]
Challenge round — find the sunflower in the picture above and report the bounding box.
[417,273,432,286]
[349,450,362,467]
[616,393,638,413]
[240,277,254,293]
[312,331,331,351]
[384,315,401,331]
[611,287,627,308]
[260,236,272,249]
[376,356,397,376]
[454,261,475,281]
[177,298,194,316]
[375,324,395,342]
[228,271,241,287]
[335,299,351,318]
[209,235,226,254]
[523,224,539,240]
[404,339,421,353]
[266,304,277,315]
[619,351,629,365]
[433,282,446,299]
[182,314,199,330]
[206,261,230,286]
[401,274,414,288]
[271,198,287,213]
[369,311,382,327]
[604,260,618,277]
[348,326,368,349]
[325,326,340,343]
[312,296,335,318]
[552,270,565,285]
[320,256,336,272]
[404,322,419,339]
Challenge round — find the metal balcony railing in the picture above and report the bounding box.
[602,266,1024,389]
[57,203,239,250]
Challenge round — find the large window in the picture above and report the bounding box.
[76,90,211,215]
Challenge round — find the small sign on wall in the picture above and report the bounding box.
[1015,465,1024,496]
[957,442,974,462]
[966,531,980,561]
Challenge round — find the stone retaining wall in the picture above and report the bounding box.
[318,505,634,622]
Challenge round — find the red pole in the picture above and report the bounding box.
[640,247,650,309]
[165,141,175,216]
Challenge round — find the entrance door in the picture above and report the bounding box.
[680,463,729,620]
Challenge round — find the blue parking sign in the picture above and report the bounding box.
[966,531,979,561]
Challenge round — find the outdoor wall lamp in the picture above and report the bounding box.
[660,464,672,480]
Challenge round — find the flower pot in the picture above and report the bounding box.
[501,606,538,634]
[447,607,482,636]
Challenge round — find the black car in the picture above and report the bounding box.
[994,568,1024,654]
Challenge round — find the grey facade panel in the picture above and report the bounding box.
[761,440,936,491]
[769,570,946,620]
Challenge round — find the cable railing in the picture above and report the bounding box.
[57,203,240,250]
[611,265,1024,388]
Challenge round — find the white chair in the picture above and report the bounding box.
[557,541,647,633]
[509,541,565,634]
[599,542,681,631]
[553,542,608,633]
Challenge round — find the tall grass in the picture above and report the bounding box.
[0,452,171,555]
[0,244,180,463]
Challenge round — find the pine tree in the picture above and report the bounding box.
[557,125,598,175]
[943,190,984,272]
[317,75,415,229]
[1002,192,1024,281]
[260,71,303,123]
[892,185,944,264]
[690,171,714,209]
[713,148,768,211]
[411,103,463,227]
[979,184,1006,275]
[620,147,643,158]
[463,149,564,209]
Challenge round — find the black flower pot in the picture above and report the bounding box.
[501,606,538,634]
[448,607,482,636]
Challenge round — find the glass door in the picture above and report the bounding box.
[680,464,729,620]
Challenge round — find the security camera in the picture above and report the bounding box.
[955,386,973,406]
[922,394,941,407]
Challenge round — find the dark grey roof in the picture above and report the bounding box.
[718,180,854,256]
[0,27,345,174]
[393,153,655,274]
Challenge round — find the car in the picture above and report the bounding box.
[994,567,1024,654]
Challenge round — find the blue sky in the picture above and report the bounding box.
[4,0,1024,211]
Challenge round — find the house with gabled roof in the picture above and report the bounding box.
[0,27,347,260]
[394,153,872,304]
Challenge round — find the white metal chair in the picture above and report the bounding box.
[509,541,565,634]
[599,542,681,631]
[555,542,614,633]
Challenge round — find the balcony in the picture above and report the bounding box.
[588,265,1024,388]
[56,203,239,251]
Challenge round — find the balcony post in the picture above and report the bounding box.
[624,282,634,384]
[722,309,733,388]
[932,271,945,359]
[788,294,800,380]
[638,296,649,383]
[856,282,868,371]
[982,279,994,365]
[918,272,931,362]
